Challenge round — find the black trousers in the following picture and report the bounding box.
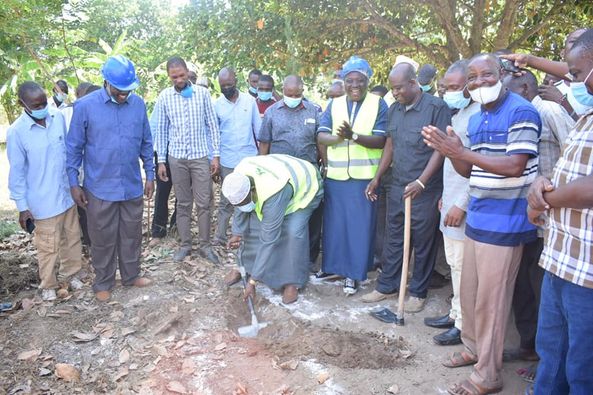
[151,153,177,238]
[374,167,392,267]
[77,205,91,246]
[308,201,323,267]
[512,237,545,350]
[377,185,441,298]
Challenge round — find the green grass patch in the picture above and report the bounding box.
[0,220,20,240]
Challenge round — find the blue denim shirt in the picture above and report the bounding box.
[66,88,154,202]
[7,108,74,220]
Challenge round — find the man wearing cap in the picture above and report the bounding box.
[317,56,388,295]
[67,55,155,302]
[418,64,438,95]
[222,154,323,304]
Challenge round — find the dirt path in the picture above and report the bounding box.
[1,227,532,395]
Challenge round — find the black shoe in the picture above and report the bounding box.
[424,314,455,329]
[429,272,449,289]
[433,327,461,346]
[200,247,220,264]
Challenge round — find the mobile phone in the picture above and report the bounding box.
[501,59,520,74]
[25,218,35,234]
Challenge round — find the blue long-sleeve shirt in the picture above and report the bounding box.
[66,88,154,202]
[7,108,74,219]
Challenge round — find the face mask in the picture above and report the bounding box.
[54,93,67,103]
[107,84,131,104]
[180,83,193,98]
[570,67,593,107]
[221,86,237,99]
[258,91,273,101]
[284,96,302,109]
[443,90,471,109]
[237,201,256,213]
[248,86,258,95]
[24,103,49,120]
[468,80,502,105]
[420,84,432,93]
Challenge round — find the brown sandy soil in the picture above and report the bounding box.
[0,199,533,395]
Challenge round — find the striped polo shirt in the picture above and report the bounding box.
[465,91,541,246]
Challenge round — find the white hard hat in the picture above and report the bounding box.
[221,173,251,205]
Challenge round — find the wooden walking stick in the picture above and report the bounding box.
[395,196,412,326]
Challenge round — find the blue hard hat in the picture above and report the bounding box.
[101,55,140,91]
[340,56,373,80]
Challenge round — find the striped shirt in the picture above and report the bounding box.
[465,91,541,246]
[540,110,593,289]
[155,84,220,163]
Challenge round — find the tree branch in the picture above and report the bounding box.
[468,0,485,54]
[61,18,80,85]
[507,0,566,50]
[425,0,472,59]
[492,0,523,50]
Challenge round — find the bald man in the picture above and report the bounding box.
[7,81,83,301]
[422,53,541,394]
[212,67,261,246]
[257,75,323,270]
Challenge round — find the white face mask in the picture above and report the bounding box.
[237,201,256,213]
[468,80,502,105]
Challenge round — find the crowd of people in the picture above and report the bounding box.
[6,26,593,395]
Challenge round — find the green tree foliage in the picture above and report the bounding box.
[1,0,592,120]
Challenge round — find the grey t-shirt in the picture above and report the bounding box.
[258,100,320,163]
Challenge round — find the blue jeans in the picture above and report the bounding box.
[535,271,593,395]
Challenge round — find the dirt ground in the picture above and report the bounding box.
[0,203,534,395]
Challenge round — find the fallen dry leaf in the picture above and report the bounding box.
[233,382,248,395]
[181,358,195,375]
[166,381,187,394]
[39,367,52,376]
[317,371,330,384]
[214,342,227,351]
[56,289,69,298]
[400,349,413,359]
[387,384,400,394]
[55,363,80,382]
[71,332,98,342]
[114,366,129,381]
[21,298,35,310]
[119,349,130,364]
[17,349,42,361]
[279,360,299,370]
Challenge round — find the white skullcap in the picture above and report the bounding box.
[221,172,251,205]
[394,55,419,72]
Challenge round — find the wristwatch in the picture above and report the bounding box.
[248,278,257,286]
[352,133,359,141]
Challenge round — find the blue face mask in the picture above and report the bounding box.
[443,90,471,110]
[249,86,258,95]
[25,104,49,120]
[237,201,256,213]
[284,96,302,109]
[570,67,593,107]
[180,83,193,98]
[420,84,432,92]
[258,91,273,101]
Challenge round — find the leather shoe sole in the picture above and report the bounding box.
[424,314,455,329]
[434,327,461,346]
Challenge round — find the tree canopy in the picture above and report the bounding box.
[1,0,591,121]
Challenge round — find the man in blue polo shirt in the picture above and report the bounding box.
[422,53,541,395]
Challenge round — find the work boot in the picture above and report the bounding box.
[224,269,242,287]
[95,290,111,302]
[282,285,298,304]
[361,289,397,303]
[173,247,191,262]
[404,296,426,313]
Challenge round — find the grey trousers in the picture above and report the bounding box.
[86,191,143,292]
[168,155,212,249]
[215,166,234,242]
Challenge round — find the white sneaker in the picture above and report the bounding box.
[41,289,57,301]
[70,277,84,290]
[343,278,358,295]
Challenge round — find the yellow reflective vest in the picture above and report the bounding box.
[326,94,383,180]
[234,154,320,220]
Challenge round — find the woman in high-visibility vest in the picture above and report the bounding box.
[317,56,389,295]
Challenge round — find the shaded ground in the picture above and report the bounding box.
[0,198,532,395]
